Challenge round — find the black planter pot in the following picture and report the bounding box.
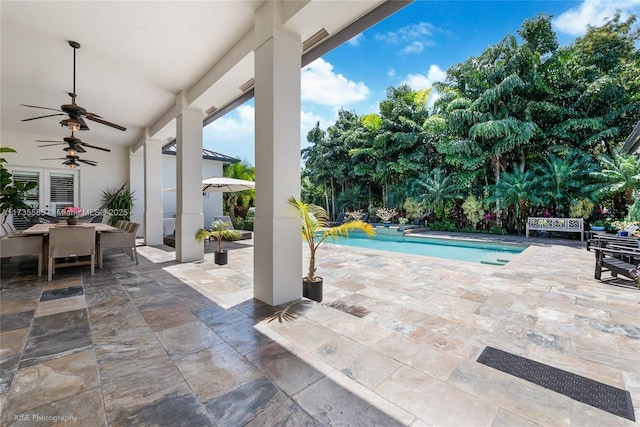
[302,277,323,302]
[214,251,228,265]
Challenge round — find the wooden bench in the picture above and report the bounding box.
[586,233,639,252]
[526,217,583,241]
[592,245,640,281]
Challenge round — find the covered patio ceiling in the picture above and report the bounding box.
[1,1,409,149]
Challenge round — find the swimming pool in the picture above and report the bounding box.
[324,232,527,265]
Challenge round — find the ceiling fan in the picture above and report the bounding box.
[42,154,97,169]
[36,132,111,154]
[21,40,127,132]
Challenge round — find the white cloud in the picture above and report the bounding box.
[347,34,363,47]
[387,67,396,77]
[402,41,425,54]
[301,58,369,106]
[205,104,254,137]
[300,109,327,140]
[402,65,447,89]
[553,0,640,36]
[203,104,255,163]
[375,22,438,54]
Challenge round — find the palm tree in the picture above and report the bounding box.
[336,184,368,213]
[195,220,241,254]
[591,153,640,206]
[288,196,375,283]
[534,154,596,216]
[383,184,407,211]
[488,165,542,234]
[409,168,462,220]
[223,160,255,221]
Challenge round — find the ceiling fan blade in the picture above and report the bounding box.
[78,159,97,166]
[22,113,65,122]
[38,143,66,147]
[80,142,111,152]
[85,112,103,119]
[85,116,126,131]
[41,158,66,160]
[36,139,64,143]
[21,104,63,112]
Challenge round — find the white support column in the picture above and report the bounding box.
[143,134,164,246]
[129,149,144,231]
[253,2,302,306]
[176,95,204,262]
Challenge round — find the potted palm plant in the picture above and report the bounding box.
[288,196,376,302]
[195,220,242,265]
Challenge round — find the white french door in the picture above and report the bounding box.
[7,166,79,227]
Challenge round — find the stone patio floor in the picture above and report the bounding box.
[1,232,639,426]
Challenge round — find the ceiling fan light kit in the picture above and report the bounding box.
[60,117,89,132]
[23,40,126,168]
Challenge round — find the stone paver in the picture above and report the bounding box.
[1,234,639,426]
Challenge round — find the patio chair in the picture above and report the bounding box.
[48,226,96,281]
[1,223,16,236]
[0,232,43,277]
[99,222,139,268]
[213,216,252,240]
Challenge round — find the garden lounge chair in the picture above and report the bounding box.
[327,212,347,227]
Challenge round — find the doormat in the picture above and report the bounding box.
[477,346,635,421]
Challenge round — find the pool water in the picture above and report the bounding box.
[324,232,527,265]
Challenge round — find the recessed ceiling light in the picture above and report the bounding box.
[239,78,255,92]
[303,28,329,52]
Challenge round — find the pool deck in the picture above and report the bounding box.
[1,233,639,426]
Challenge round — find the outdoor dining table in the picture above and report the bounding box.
[22,222,122,271]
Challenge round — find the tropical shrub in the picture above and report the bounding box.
[569,199,595,219]
[488,226,508,235]
[429,219,456,231]
[462,195,485,229]
[101,187,135,226]
[0,147,37,223]
[403,198,427,223]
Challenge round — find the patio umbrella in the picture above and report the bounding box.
[163,176,255,193]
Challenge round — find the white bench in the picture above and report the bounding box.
[526,217,583,241]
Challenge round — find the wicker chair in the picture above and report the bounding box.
[0,232,43,277]
[99,222,139,268]
[48,226,96,281]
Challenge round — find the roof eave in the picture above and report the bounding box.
[161,140,240,164]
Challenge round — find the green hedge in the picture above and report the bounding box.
[233,219,254,231]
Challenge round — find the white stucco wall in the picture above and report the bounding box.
[2,129,130,213]
[3,129,227,232]
[161,154,224,228]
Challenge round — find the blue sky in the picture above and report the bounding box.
[204,0,640,166]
